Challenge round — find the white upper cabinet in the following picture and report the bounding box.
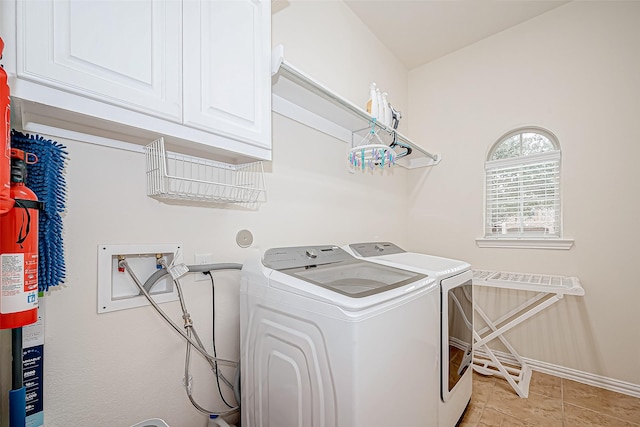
[18,0,182,121]
[0,0,271,162]
[183,0,271,149]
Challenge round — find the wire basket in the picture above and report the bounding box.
[145,138,266,205]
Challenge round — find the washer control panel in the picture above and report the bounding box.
[349,242,406,257]
[263,245,352,270]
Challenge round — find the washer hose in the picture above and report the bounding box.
[119,259,242,417]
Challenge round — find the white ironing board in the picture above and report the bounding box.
[471,270,584,398]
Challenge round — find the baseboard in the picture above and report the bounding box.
[473,347,640,398]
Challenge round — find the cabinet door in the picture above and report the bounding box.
[17,0,182,121]
[183,0,271,150]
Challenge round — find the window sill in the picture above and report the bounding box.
[475,238,574,250]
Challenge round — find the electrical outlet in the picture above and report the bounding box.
[194,253,214,282]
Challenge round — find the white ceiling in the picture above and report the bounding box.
[343,0,570,69]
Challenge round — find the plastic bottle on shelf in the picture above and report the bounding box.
[382,92,391,127]
[378,90,386,126]
[367,83,378,119]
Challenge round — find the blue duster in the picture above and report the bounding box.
[10,130,68,292]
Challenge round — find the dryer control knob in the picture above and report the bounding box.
[375,244,386,252]
[306,249,318,259]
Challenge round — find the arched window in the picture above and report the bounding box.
[485,127,561,238]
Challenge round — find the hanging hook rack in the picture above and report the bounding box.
[348,118,398,172]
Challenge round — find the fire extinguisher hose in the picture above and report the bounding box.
[13,198,45,246]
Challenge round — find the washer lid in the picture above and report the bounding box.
[263,245,428,299]
[290,260,426,298]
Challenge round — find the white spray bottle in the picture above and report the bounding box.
[382,92,391,127]
[367,83,378,119]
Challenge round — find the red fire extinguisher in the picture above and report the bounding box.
[0,148,42,329]
[0,37,13,214]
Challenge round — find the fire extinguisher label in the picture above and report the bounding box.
[25,253,38,290]
[1,253,38,313]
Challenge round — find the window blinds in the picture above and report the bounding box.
[485,151,560,238]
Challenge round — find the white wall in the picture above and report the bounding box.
[7,2,639,426]
[407,1,640,385]
[272,0,409,134]
[25,2,410,427]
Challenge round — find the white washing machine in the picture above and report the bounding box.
[345,242,473,427]
[240,245,440,427]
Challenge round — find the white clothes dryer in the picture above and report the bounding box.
[240,245,440,427]
[345,242,473,427]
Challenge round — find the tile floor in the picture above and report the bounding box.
[459,371,640,426]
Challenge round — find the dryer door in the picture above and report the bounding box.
[441,270,473,401]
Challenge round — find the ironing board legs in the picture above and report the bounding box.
[472,292,563,398]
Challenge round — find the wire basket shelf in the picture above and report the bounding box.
[145,138,266,205]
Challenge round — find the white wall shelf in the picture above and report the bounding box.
[271,46,440,169]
